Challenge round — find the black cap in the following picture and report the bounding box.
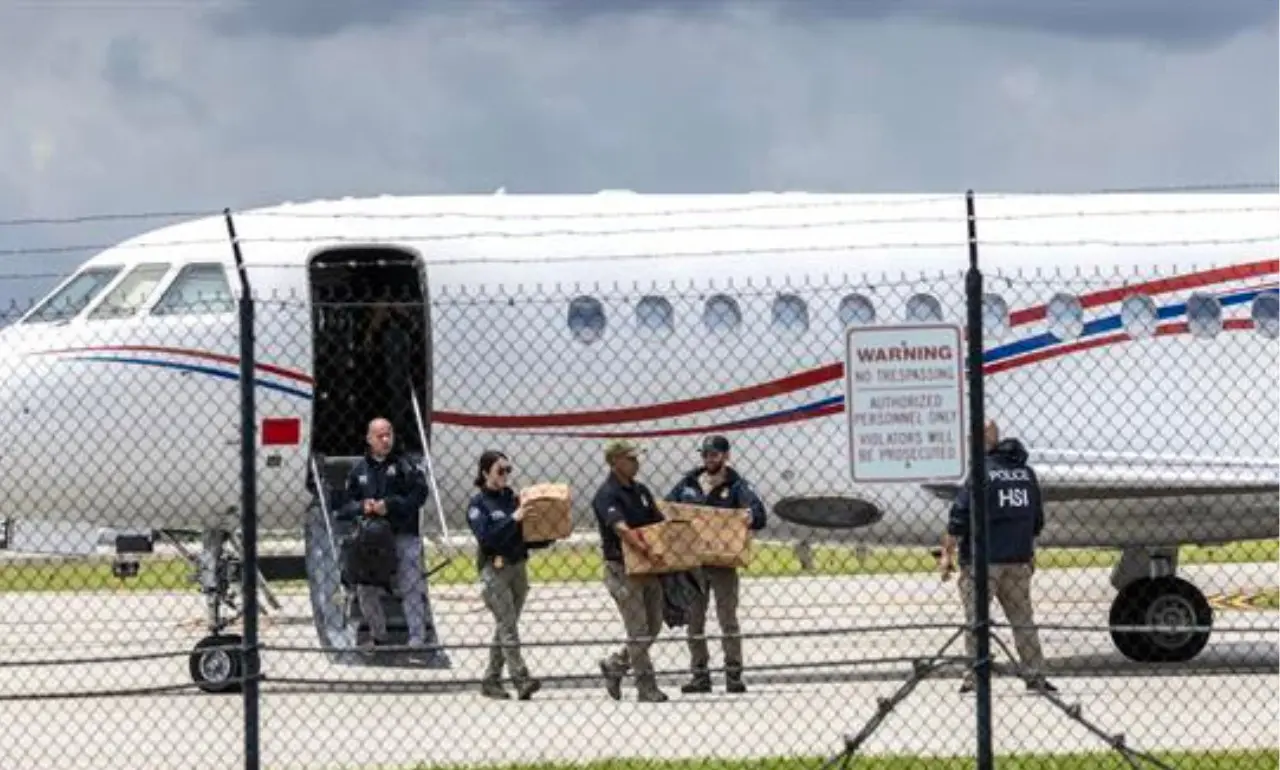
[700,435,730,454]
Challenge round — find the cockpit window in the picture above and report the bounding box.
[88,263,171,320]
[22,266,123,324]
[151,263,235,316]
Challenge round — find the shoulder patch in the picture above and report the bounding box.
[468,507,483,521]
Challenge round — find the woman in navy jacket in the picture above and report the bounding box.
[467,450,541,700]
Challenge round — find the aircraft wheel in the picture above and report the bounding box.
[1109,577,1212,663]
[190,634,244,694]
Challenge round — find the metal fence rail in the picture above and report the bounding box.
[0,190,1277,770]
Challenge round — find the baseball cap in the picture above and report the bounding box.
[700,435,730,454]
[603,439,644,462]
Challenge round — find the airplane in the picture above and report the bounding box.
[0,189,1276,694]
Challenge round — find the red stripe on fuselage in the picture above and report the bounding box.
[1007,259,1278,327]
[433,363,844,428]
[38,345,315,384]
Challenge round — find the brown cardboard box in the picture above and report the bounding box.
[621,519,702,575]
[519,483,573,542]
[659,501,753,568]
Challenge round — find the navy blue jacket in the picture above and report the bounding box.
[665,466,768,532]
[467,486,529,570]
[337,452,428,537]
[947,439,1045,566]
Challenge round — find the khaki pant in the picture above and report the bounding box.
[958,563,1045,680]
[603,561,665,683]
[686,566,743,677]
[480,560,530,684]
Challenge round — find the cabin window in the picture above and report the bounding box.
[1185,292,1222,339]
[905,293,943,323]
[22,266,123,324]
[152,263,235,316]
[838,293,875,326]
[1120,294,1158,339]
[1251,292,1279,340]
[88,263,171,320]
[635,295,674,339]
[703,294,742,333]
[1046,293,1084,340]
[567,296,606,343]
[771,294,808,335]
[981,294,1010,339]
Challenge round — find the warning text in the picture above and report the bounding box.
[845,324,966,483]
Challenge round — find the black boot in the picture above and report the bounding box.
[637,676,669,703]
[515,675,542,701]
[599,659,623,701]
[681,670,712,694]
[725,670,747,694]
[480,679,509,700]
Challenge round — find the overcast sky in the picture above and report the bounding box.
[0,0,1276,309]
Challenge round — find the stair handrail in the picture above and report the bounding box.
[410,388,450,543]
[309,454,341,564]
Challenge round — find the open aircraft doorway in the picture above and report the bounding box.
[291,246,450,681]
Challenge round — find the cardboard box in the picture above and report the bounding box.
[621,519,702,575]
[519,483,573,542]
[659,501,753,568]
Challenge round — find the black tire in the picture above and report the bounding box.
[189,634,244,694]
[1109,577,1213,663]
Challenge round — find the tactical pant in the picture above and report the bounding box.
[356,534,438,647]
[481,559,531,684]
[603,561,665,683]
[958,562,1045,680]
[686,566,743,678]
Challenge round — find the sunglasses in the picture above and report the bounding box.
[495,466,513,476]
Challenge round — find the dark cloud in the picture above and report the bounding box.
[208,0,1279,47]
[0,1,1275,312]
[205,0,428,39]
[779,0,1279,48]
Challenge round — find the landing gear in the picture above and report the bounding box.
[166,529,279,693]
[189,633,244,693]
[1108,547,1214,664]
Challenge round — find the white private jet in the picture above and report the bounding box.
[0,190,1276,693]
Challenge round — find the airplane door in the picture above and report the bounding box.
[306,247,431,460]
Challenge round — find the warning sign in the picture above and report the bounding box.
[844,323,967,483]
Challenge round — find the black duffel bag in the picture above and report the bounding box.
[341,516,398,590]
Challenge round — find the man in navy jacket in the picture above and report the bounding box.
[339,417,448,667]
[941,420,1056,694]
[666,435,767,694]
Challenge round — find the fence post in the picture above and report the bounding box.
[224,208,261,770]
[964,189,994,769]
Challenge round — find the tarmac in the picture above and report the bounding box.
[0,561,1276,770]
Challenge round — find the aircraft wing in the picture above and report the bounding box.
[920,450,1280,503]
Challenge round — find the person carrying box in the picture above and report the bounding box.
[466,450,543,701]
[665,434,768,694]
[592,439,671,703]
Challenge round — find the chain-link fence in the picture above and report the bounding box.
[0,192,1277,770]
